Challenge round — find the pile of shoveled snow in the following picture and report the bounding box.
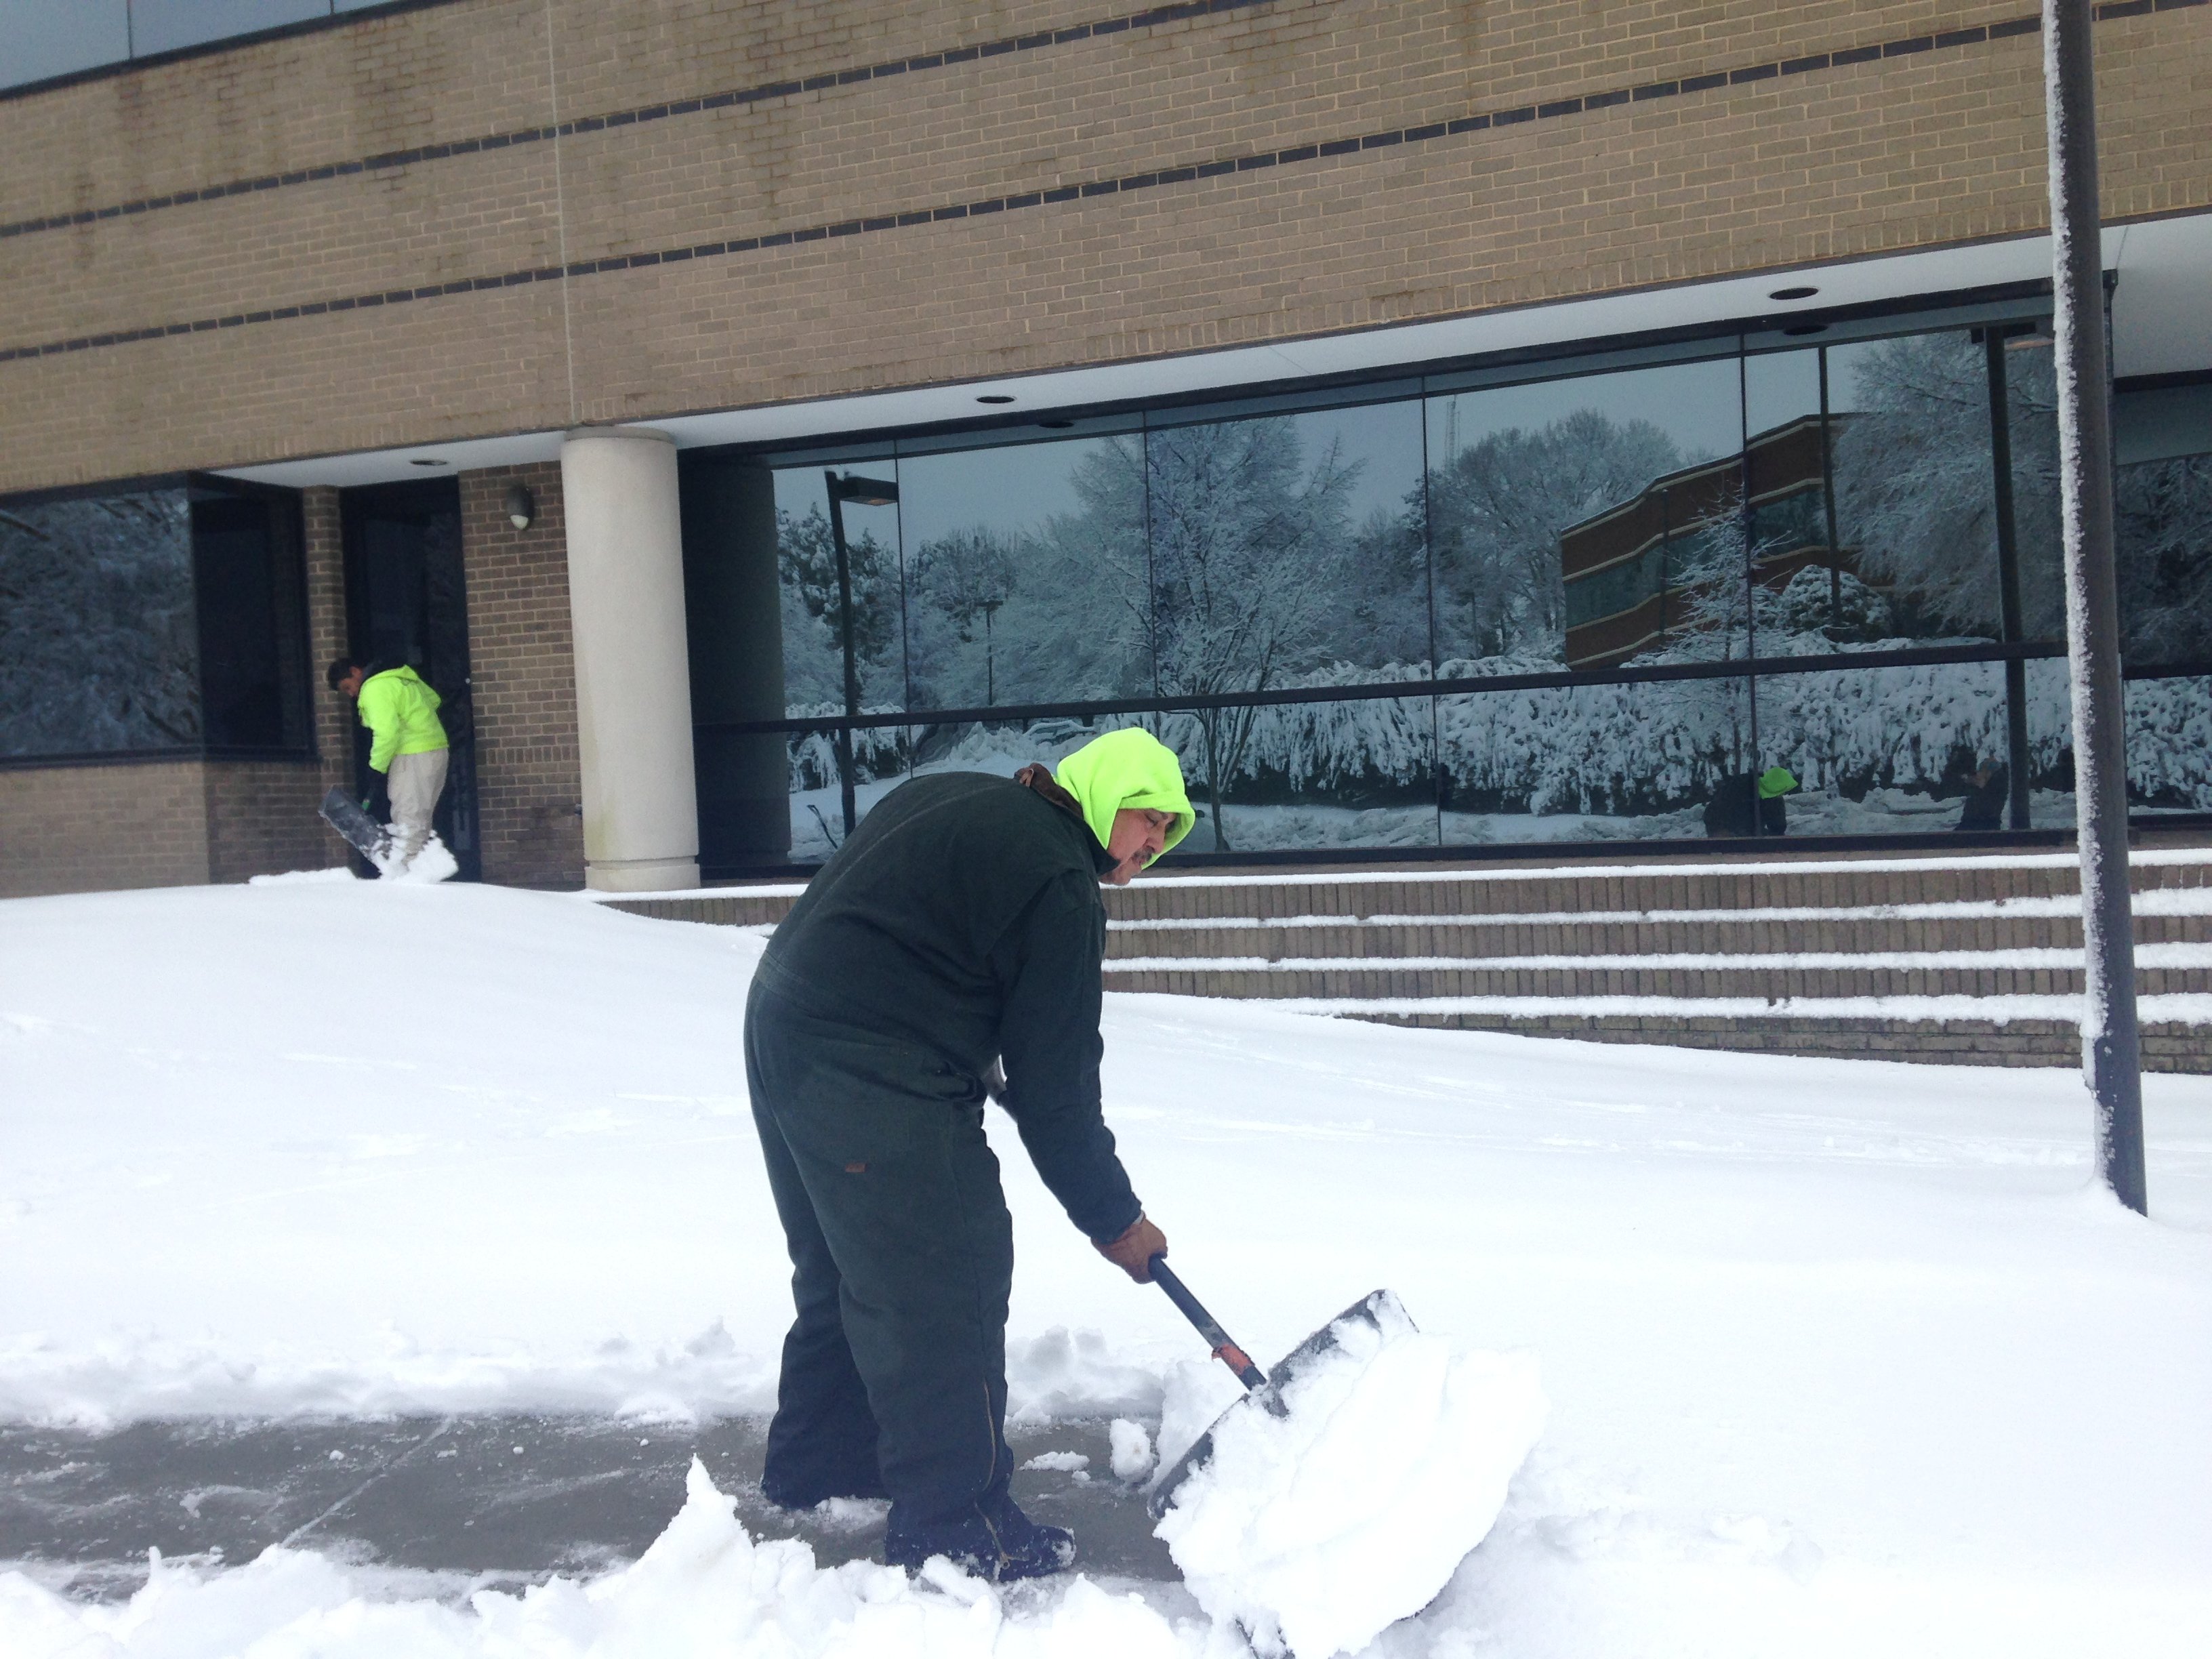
[0,1461,1196,1658]
[1153,1294,1547,1658]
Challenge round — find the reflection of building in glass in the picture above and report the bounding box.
[1560,417,1849,668]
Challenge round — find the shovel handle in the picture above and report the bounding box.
[1149,1256,1267,1389]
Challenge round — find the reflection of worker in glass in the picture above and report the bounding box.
[1704,766,1799,837]
[1954,760,2009,832]
[327,658,450,872]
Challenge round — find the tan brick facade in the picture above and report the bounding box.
[1,1,2206,490]
[456,462,586,886]
[0,761,212,897]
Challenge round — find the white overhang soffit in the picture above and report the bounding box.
[218,213,2211,491]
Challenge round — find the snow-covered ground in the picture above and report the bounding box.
[3,874,2211,1656]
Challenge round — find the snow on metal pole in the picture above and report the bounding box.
[2042,0,2145,1213]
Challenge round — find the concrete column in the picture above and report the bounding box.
[561,427,700,892]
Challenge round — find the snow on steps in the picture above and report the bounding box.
[602,845,2212,1071]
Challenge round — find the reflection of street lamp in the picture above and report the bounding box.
[825,470,899,836]
[978,596,1004,706]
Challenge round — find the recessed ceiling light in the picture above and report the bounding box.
[976,394,1016,405]
[1769,285,1818,302]
[1038,419,1075,430]
[408,457,449,467]
[1783,323,1828,337]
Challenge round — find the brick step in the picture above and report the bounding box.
[1102,956,2211,1000]
[617,852,2212,933]
[1343,1010,2212,1073]
[600,848,2212,1071]
[1105,853,2211,924]
[1108,910,2212,961]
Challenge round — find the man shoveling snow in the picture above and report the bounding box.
[744,729,1192,1580]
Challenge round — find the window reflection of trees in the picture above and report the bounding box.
[0,491,201,756]
[1142,418,1361,848]
[1428,411,1683,664]
[2116,454,2212,662]
[752,323,2212,863]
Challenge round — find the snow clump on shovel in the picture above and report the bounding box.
[1153,1294,1546,1658]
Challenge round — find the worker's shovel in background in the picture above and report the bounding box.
[1143,1254,1407,1520]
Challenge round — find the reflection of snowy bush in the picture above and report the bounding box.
[784,662,2211,840]
[2125,675,2212,808]
[1143,654,2212,817]
[785,711,908,791]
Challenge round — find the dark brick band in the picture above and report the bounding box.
[0,0,1272,243]
[1,1,2200,366]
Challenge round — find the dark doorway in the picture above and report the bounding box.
[340,479,479,881]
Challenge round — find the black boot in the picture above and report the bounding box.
[884,1490,1075,1582]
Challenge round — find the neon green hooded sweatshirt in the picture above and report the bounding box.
[1052,729,1195,867]
[356,665,449,774]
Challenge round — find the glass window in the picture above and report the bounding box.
[1145,405,1427,708]
[1740,347,1869,652]
[1427,357,1746,672]
[192,486,311,751]
[1752,660,2033,836]
[125,0,327,57]
[1826,330,2008,646]
[783,722,910,863]
[907,712,1149,787]
[0,3,129,89]
[897,438,1149,710]
[2114,451,2212,665]
[1994,334,2066,642]
[0,487,199,756]
[772,464,905,719]
[1149,696,1435,854]
[716,304,2205,867]
[2124,673,2212,813]
[1438,675,1755,842]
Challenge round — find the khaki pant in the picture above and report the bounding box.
[387,747,450,869]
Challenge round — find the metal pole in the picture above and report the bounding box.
[2043,0,2144,1213]
[825,472,860,838]
[1983,329,2035,830]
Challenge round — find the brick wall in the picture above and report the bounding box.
[0,761,211,897]
[301,485,359,802]
[457,462,584,887]
[0,1,2205,489]
[203,760,335,883]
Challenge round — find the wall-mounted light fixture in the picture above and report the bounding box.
[504,483,535,531]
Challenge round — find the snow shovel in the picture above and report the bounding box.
[1145,1254,1404,1520]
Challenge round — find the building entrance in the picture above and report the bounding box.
[339,479,479,881]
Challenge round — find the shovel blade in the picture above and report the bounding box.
[1147,1289,1410,1521]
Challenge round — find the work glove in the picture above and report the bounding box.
[1094,1214,1168,1284]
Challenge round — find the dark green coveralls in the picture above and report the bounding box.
[743,770,1143,1544]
